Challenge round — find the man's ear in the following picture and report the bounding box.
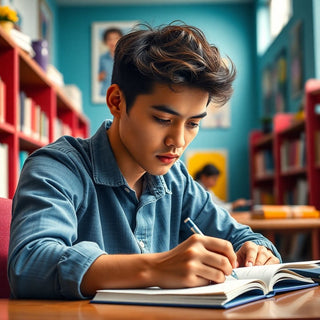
[106,84,125,118]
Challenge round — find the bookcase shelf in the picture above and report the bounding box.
[249,79,320,209]
[0,27,89,199]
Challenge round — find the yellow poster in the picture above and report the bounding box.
[185,149,228,201]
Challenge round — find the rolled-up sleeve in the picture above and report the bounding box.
[8,146,105,299]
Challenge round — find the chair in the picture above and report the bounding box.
[0,197,12,298]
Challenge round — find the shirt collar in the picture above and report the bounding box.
[89,120,171,196]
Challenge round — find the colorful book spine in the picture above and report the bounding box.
[0,142,9,198]
[0,77,6,123]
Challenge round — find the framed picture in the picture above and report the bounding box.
[38,0,52,62]
[273,49,287,113]
[91,20,138,104]
[290,21,304,98]
[262,65,273,117]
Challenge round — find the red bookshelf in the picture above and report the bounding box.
[249,79,320,210]
[249,130,275,205]
[0,27,89,199]
[305,79,320,210]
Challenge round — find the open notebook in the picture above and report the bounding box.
[91,260,320,309]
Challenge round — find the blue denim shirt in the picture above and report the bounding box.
[8,120,281,299]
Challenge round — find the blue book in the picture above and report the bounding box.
[91,260,319,309]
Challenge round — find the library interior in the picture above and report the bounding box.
[0,0,320,318]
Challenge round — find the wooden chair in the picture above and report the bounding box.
[0,197,12,298]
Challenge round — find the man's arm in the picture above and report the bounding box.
[80,234,237,296]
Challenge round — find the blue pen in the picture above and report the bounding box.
[184,217,238,280]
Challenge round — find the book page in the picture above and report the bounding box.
[96,278,268,299]
[233,260,320,291]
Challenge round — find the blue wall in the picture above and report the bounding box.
[56,3,256,201]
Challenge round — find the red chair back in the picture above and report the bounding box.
[0,197,12,298]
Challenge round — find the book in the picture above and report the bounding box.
[251,205,319,219]
[91,260,320,309]
[0,143,9,198]
[0,77,6,123]
[10,28,35,57]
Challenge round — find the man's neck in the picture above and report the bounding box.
[106,123,145,194]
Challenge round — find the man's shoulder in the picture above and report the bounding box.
[28,135,90,167]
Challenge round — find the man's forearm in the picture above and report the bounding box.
[80,253,156,296]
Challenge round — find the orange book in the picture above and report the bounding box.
[252,205,320,219]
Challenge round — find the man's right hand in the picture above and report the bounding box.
[149,234,237,288]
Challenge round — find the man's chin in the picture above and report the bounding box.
[146,164,174,176]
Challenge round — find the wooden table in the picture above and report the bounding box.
[1,286,319,319]
[232,212,320,260]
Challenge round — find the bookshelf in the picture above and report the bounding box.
[0,27,89,199]
[249,79,320,210]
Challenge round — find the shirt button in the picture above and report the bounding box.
[139,240,145,248]
[124,187,130,193]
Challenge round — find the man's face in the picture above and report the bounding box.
[117,83,208,176]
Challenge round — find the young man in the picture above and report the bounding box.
[8,24,280,300]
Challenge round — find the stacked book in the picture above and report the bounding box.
[10,29,35,57]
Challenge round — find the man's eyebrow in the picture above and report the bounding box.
[152,105,207,119]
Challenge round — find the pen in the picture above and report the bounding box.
[184,217,238,280]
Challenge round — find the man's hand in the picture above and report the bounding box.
[236,241,280,267]
[81,234,238,296]
[150,234,237,288]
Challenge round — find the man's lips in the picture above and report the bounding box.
[157,153,180,164]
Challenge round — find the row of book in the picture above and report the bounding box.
[280,133,306,172]
[54,118,72,141]
[0,77,6,123]
[18,91,49,144]
[254,149,274,178]
[0,143,8,198]
[283,178,308,205]
[252,188,276,205]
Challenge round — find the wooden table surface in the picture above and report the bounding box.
[1,286,320,320]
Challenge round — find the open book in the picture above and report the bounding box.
[91,260,320,309]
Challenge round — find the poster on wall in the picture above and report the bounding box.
[262,65,273,117]
[186,149,228,201]
[91,21,138,104]
[290,20,304,98]
[201,101,231,128]
[273,49,287,113]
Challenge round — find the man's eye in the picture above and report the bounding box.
[188,121,200,128]
[154,116,171,124]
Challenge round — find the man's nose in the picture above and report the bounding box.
[164,125,185,149]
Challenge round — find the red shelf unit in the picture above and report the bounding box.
[249,131,276,205]
[305,79,320,210]
[249,79,320,210]
[0,27,89,199]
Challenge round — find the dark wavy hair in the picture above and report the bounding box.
[111,22,236,112]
